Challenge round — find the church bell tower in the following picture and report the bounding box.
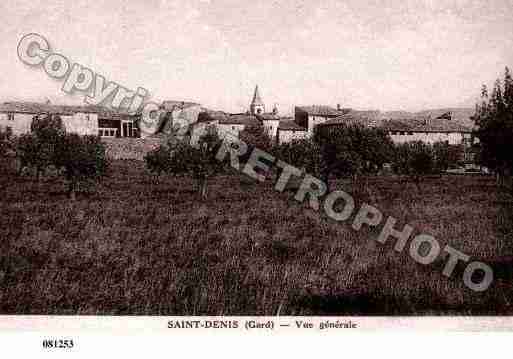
[249,85,265,115]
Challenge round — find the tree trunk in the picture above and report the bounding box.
[199,177,208,199]
[68,181,77,201]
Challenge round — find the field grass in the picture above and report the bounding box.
[1,160,512,315]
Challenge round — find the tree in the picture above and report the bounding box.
[53,134,108,200]
[475,67,513,188]
[272,138,321,175]
[0,127,15,173]
[239,122,273,153]
[431,141,463,174]
[272,138,322,190]
[16,114,65,178]
[313,123,394,190]
[145,126,227,199]
[393,141,434,187]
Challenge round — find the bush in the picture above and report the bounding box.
[15,114,107,199]
[0,127,15,173]
[272,139,322,189]
[393,141,435,186]
[0,127,14,158]
[16,115,65,177]
[145,126,227,198]
[313,123,394,187]
[53,134,108,199]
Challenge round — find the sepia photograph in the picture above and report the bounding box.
[1,0,513,329]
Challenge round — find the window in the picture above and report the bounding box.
[98,129,103,136]
[7,113,14,121]
[399,131,405,135]
[6,126,12,133]
[232,126,236,130]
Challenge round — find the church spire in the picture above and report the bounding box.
[250,85,265,115]
[252,85,264,106]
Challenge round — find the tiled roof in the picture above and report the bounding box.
[0,102,137,118]
[321,111,381,128]
[196,111,227,124]
[257,113,280,121]
[296,105,342,117]
[380,119,415,131]
[161,100,200,111]
[278,119,306,131]
[0,102,74,115]
[381,118,473,133]
[219,114,261,126]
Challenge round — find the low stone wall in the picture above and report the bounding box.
[102,138,163,161]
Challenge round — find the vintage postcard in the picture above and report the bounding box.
[1,0,513,354]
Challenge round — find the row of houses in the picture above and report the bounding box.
[189,86,476,150]
[0,85,477,153]
[0,102,139,138]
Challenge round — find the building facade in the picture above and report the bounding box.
[0,102,139,138]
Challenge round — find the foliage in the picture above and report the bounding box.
[475,67,513,185]
[272,138,322,176]
[145,126,227,198]
[145,145,173,176]
[0,127,14,158]
[15,114,107,198]
[393,141,434,177]
[53,134,108,199]
[313,123,394,184]
[239,122,273,151]
[16,115,65,176]
[30,114,65,140]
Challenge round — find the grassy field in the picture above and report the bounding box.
[0,160,512,315]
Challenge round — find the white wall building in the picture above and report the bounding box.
[381,118,474,145]
[0,102,139,138]
[277,119,308,144]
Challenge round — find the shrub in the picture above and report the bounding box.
[0,127,14,158]
[0,127,15,173]
[16,114,65,178]
[393,141,435,186]
[313,123,394,187]
[53,134,108,200]
[145,126,227,199]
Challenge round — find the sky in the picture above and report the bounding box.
[1,0,513,114]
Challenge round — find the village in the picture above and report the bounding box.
[0,84,479,168]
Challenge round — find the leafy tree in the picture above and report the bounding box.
[145,126,227,199]
[239,122,273,153]
[393,141,434,187]
[53,134,108,200]
[145,145,173,180]
[0,127,13,157]
[271,138,322,190]
[17,114,65,178]
[272,138,321,175]
[313,123,394,189]
[0,127,15,173]
[475,67,513,187]
[431,141,464,173]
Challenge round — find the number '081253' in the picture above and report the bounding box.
[42,339,74,349]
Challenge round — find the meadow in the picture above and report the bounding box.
[0,160,512,315]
